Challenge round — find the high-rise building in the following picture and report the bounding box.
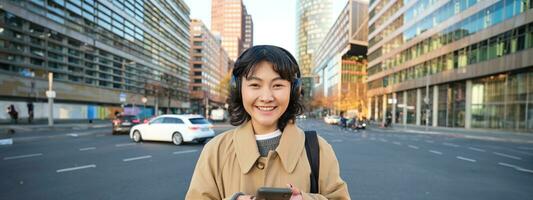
[296,0,333,76]
[0,0,191,121]
[296,0,333,112]
[312,0,369,117]
[190,19,231,117]
[211,0,251,61]
[243,7,253,51]
[367,0,533,131]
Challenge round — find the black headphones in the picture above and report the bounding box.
[230,46,302,98]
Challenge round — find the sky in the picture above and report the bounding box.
[183,0,348,56]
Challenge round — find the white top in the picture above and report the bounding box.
[255,129,282,141]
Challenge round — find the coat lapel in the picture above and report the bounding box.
[276,122,306,174]
[234,121,261,174]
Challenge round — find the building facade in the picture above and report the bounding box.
[296,0,333,76]
[296,0,333,111]
[211,0,251,61]
[367,0,533,131]
[0,0,191,122]
[190,19,231,117]
[243,7,253,51]
[312,0,369,118]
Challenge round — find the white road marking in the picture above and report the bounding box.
[67,133,79,137]
[408,145,419,149]
[493,152,522,160]
[0,138,13,145]
[380,139,388,142]
[57,164,95,173]
[498,162,533,174]
[456,156,476,162]
[443,142,460,147]
[115,143,136,147]
[79,147,96,151]
[425,140,434,143]
[468,147,486,152]
[516,168,533,173]
[4,153,43,160]
[123,155,152,162]
[172,150,198,155]
[393,141,402,145]
[429,150,442,155]
[498,162,519,168]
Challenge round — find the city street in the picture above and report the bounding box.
[1,119,532,200]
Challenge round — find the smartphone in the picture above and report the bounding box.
[256,187,292,200]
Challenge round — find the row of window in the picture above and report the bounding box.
[24,0,190,70]
[369,0,532,75]
[368,22,533,90]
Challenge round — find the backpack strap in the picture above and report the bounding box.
[304,130,319,193]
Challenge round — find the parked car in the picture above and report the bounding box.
[324,115,340,125]
[129,114,215,145]
[112,115,142,135]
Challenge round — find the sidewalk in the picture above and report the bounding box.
[0,119,111,145]
[367,122,533,144]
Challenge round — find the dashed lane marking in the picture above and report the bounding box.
[4,153,43,160]
[115,143,136,147]
[172,150,198,155]
[498,162,533,174]
[493,152,522,160]
[468,147,486,152]
[123,155,152,162]
[456,156,476,162]
[56,164,95,173]
[79,147,96,151]
[429,150,442,155]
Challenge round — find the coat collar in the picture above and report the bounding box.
[234,120,306,174]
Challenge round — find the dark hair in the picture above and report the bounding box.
[228,45,304,130]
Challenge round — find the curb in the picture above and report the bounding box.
[370,128,533,144]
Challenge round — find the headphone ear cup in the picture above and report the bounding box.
[292,78,302,96]
[230,75,237,89]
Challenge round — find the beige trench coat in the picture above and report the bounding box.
[186,120,350,199]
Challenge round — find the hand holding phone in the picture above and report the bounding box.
[256,187,292,200]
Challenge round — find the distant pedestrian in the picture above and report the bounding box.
[27,102,34,124]
[7,104,18,124]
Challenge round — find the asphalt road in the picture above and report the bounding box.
[0,119,532,200]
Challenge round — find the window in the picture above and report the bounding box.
[150,117,164,124]
[163,117,184,124]
[189,118,209,124]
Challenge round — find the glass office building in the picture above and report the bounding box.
[367,0,533,131]
[312,0,368,117]
[0,0,191,121]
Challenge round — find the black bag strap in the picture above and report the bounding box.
[304,130,319,193]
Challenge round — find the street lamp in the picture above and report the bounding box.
[142,96,147,119]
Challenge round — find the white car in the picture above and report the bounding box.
[324,115,340,124]
[129,114,215,145]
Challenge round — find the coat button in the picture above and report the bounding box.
[256,162,265,170]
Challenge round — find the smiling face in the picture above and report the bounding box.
[241,61,291,134]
